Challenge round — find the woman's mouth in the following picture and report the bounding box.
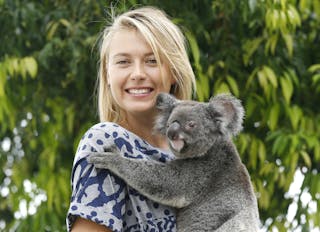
[126,88,154,95]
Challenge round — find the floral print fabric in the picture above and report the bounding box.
[66,122,176,232]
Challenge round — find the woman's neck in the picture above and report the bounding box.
[119,112,169,150]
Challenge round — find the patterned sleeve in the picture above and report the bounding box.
[66,123,127,231]
[66,122,177,232]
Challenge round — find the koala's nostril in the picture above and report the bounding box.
[167,121,180,140]
[168,130,179,140]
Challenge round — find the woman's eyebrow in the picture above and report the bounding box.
[144,52,155,57]
[111,53,129,58]
[112,52,155,58]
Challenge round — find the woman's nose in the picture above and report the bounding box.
[131,62,146,80]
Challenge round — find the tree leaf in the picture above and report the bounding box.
[282,33,293,57]
[22,57,38,79]
[265,33,279,55]
[287,105,302,130]
[263,65,278,88]
[242,37,263,65]
[287,4,301,27]
[312,74,320,85]
[46,21,59,40]
[300,150,311,168]
[249,138,258,169]
[0,63,6,97]
[185,31,201,72]
[258,140,266,163]
[214,82,230,95]
[314,141,320,161]
[226,75,239,96]
[269,103,280,131]
[280,74,293,104]
[59,18,71,28]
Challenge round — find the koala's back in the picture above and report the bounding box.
[175,141,259,231]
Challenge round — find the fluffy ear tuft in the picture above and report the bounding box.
[156,93,177,110]
[154,93,178,134]
[209,94,244,136]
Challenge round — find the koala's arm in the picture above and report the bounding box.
[88,152,205,208]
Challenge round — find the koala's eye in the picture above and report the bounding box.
[214,118,222,124]
[186,121,196,130]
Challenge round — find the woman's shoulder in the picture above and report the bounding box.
[74,122,141,158]
[89,121,123,133]
[81,122,131,143]
[86,122,154,146]
[75,121,174,163]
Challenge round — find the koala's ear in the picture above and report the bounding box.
[208,94,245,136]
[156,93,178,110]
[154,93,178,134]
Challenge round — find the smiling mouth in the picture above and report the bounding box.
[126,88,154,95]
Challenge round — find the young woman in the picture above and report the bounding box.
[67,6,196,232]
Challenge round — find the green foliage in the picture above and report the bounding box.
[0,0,319,231]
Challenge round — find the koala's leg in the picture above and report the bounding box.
[88,152,192,208]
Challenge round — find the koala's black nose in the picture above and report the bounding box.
[167,121,181,140]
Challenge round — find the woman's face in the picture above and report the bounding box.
[107,29,174,117]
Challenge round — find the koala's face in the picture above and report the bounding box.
[165,103,215,158]
[155,93,244,159]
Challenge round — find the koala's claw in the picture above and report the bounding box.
[103,144,118,153]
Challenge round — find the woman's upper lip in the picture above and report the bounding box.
[125,86,154,91]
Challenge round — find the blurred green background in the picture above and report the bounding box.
[0,0,320,231]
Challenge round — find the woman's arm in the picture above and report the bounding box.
[71,217,112,232]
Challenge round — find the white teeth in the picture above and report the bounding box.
[128,89,151,94]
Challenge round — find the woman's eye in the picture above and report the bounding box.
[116,60,129,64]
[146,58,157,64]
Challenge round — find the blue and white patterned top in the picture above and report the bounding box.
[66,122,177,232]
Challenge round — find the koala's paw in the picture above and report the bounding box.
[87,152,116,169]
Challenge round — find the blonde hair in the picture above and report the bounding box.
[97,6,196,122]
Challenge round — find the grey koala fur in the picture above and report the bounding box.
[88,93,260,232]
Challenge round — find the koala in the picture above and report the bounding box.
[88,93,260,232]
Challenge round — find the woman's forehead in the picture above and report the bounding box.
[108,29,153,56]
